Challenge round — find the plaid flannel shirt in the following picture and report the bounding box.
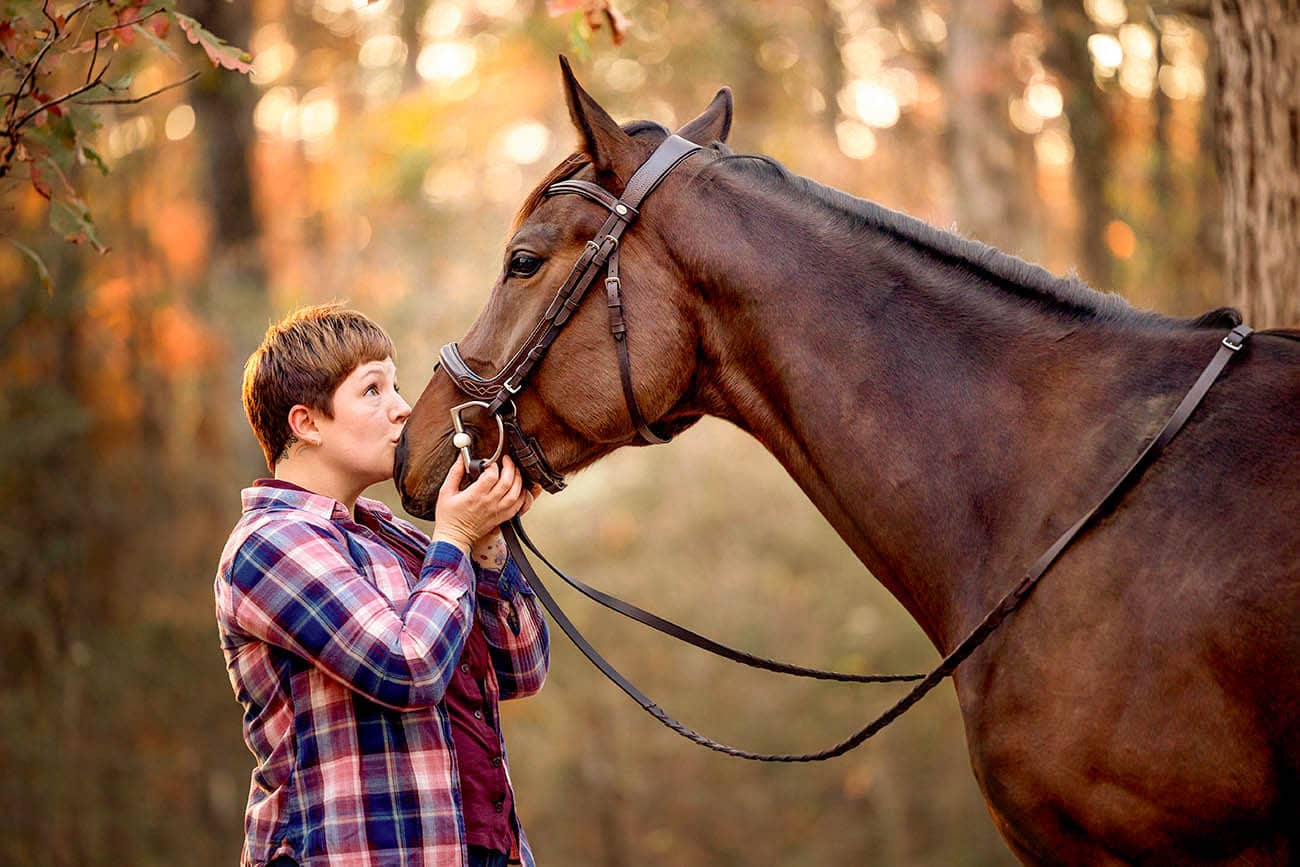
[215,483,548,867]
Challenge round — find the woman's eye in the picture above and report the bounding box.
[365,385,379,396]
[508,252,543,277]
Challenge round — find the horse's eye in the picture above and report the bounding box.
[508,252,543,278]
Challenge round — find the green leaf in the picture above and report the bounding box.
[8,239,53,295]
[567,13,592,61]
[81,145,109,175]
[67,104,102,138]
[50,197,107,253]
[132,21,180,62]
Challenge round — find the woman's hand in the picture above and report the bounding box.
[517,482,542,518]
[431,455,527,554]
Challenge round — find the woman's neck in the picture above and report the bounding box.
[274,458,372,517]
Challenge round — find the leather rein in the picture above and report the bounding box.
[435,133,1256,761]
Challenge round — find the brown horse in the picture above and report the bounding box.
[396,64,1300,864]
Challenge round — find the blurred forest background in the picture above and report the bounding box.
[2,0,1297,864]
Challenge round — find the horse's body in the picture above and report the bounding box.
[397,66,1300,863]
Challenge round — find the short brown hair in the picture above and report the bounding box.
[242,304,395,470]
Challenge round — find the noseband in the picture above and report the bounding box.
[438,134,702,492]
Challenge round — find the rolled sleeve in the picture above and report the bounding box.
[475,553,549,700]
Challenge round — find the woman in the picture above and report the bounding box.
[215,303,547,866]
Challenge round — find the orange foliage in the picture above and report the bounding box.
[148,200,212,280]
[152,304,213,374]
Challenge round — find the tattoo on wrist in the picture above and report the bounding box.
[473,537,508,571]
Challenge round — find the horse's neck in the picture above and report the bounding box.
[685,199,1181,651]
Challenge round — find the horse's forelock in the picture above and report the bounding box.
[510,152,589,234]
[508,121,673,235]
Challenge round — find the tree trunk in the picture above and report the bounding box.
[1044,0,1118,292]
[1210,0,1300,327]
[942,0,1040,257]
[184,0,267,301]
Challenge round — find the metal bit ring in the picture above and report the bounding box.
[449,400,505,479]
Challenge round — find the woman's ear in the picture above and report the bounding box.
[287,404,322,447]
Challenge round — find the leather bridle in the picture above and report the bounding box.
[437,133,702,492]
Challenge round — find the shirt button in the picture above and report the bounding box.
[460,663,470,673]
[473,710,483,720]
[494,799,504,814]
[490,756,502,767]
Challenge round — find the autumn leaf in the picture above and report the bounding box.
[34,91,64,119]
[0,20,18,54]
[173,12,253,73]
[9,240,53,295]
[115,8,137,46]
[602,5,630,45]
[30,162,52,200]
[547,1,629,45]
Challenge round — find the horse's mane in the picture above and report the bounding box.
[512,124,1237,330]
[706,152,1240,330]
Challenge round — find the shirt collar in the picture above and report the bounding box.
[241,479,401,524]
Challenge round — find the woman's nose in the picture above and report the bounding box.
[393,393,412,423]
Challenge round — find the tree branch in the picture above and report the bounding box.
[12,58,112,128]
[63,0,104,27]
[88,7,164,83]
[76,70,199,105]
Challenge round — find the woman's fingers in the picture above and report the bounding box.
[493,456,517,497]
[440,454,465,492]
[506,465,524,503]
[467,460,500,493]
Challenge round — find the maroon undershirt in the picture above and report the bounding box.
[257,479,515,855]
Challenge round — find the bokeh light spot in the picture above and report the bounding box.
[1084,0,1126,28]
[417,41,477,82]
[846,80,900,128]
[1025,81,1063,119]
[1088,33,1123,70]
[499,121,552,165]
[835,120,877,159]
[1105,220,1137,259]
[164,104,196,141]
[1035,128,1074,167]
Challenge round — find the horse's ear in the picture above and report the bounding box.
[676,87,733,146]
[559,55,637,180]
